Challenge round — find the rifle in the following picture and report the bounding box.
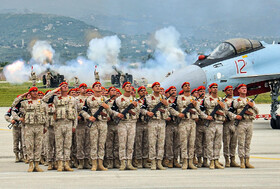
[145,93,175,123]
[87,95,116,128]
[114,95,144,125]
[205,94,229,127]
[7,112,22,129]
[234,94,258,127]
[175,93,203,125]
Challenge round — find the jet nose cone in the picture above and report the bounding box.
[161,65,207,90]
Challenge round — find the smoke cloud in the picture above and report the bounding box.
[3,60,30,84]
[31,40,55,64]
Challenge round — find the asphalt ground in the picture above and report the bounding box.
[0,105,279,189]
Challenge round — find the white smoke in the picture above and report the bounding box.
[31,40,55,64]
[3,60,30,84]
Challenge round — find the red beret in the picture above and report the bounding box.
[137,86,146,93]
[74,88,80,91]
[101,86,106,89]
[191,88,197,94]
[79,83,87,88]
[181,82,190,89]
[92,81,101,88]
[131,87,136,92]
[237,84,247,90]
[152,82,160,88]
[67,88,75,95]
[59,82,68,87]
[165,87,170,93]
[38,91,44,95]
[179,90,184,95]
[17,94,21,98]
[45,90,51,95]
[86,89,94,93]
[116,88,122,95]
[197,86,206,91]
[168,86,176,92]
[209,83,218,88]
[122,81,131,89]
[108,86,116,92]
[224,85,233,91]
[29,87,38,92]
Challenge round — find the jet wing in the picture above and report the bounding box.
[231,73,280,81]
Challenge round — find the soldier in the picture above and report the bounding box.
[200,83,226,169]
[133,86,150,168]
[86,89,94,96]
[76,88,81,96]
[131,87,136,98]
[94,69,100,82]
[114,82,139,170]
[43,82,78,172]
[75,83,91,169]
[31,71,37,86]
[119,74,125,86]
[191,88,198,98]
[74,77,79,88]
[143,82,169,170]
[116,88,122,97]
[195,86,208,168]
[18,87,48,172]
[46,72,52,88]
[223,86,240,167]
[232,84,259,168]
[81,82,111,171]
[105,86,120,168]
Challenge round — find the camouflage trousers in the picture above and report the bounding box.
[148,120,166,160]
[25,124,44,162]
[179,119,196,159]
[47,126,56,162]
[12,125,22,154]
[42,132,48,157]
[89,121,107,160]
[223,121,237,157]
[105,123,119,160]
[55,119,73,161]
[205,121,223,160]
[76,122,90,160]
[21,125,27,157]
[134,122,149,159]
[118,121,136,160]
[165,122,180,160]
[237,120,253,158]
[46,80,50,88]
[195,123,207,158]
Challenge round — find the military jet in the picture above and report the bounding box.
[161,38,280,129]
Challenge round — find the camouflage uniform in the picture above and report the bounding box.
[114,95,139,161]
[46,103,56,163]
[232,97,259,158]
[31,72,37,86]
[46,72,51,88]
[20,99,48,162]
[43,91,78,162]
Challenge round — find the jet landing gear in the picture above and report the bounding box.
[269,80,280,129]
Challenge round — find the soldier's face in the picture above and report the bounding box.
[61,84,68,92]
[198,90,205,98]
[38,93,44,99]
[117,91,121,97]
[93,84,102,92]
[87,91,93,96]
[76,90,80,96]
[192,91,198,97]
[69,91,76,96]
[210,86,218,94]
[170,89,177,97]
[225,88,233,96]
[30,91,38,98]
[124,84,132,93]
[183,84,191,92]
[138,89,146,97]
[153,85,161,93]
[109,88,117,96]
[80,87,87,94]
[238,87,247,95]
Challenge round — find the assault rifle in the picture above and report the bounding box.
[7,112,22,129]
[87,95,115,128]
[205,94,229,127]
[234,94,258,127]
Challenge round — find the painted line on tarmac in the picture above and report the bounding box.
[0,128,11,131]
[251,156,280,160]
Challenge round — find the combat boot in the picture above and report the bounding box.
[203,158,209,167]
[114,159,120,168]
[137,159,143,168]
[77,159,84,169]
[47,161,53,170]
[91,159,97,171]
[19,153,24,162]
[209,160,215,169]
[98,159,108,171]
[224,155,230,167]
[73,157,79,168]
[214,159,224,169]
[230,156,240,167]
[239,157,245,169]
[218,160,224,166]
[119,160,126,171]
[107,159,113,169]
[193,157,198,165]
[35,161,44,172]
[54,161,58,169]
[15,153,20,163]
[64,161,74,171]
[197,157,202,168]
[174,159,181,168]
[132,158,138,167]
[57,160,63,172]
[182,158,188,170]
[27,161,34,172]
[40,155,45,165]
[245,157,254,168]
[188,159,197,169]
[143,158,151,168]
[151,159,157,170]
[127,159,137,170]
[167,159,173,168]
[157,160,166,170]
[162,158,169,167]
[84,159,92,169]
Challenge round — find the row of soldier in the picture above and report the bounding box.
[4,81,258,172]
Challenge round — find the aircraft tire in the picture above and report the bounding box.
[270,116,280,129]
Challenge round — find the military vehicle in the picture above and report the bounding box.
[111,66,133,87]
[42,68,64,88]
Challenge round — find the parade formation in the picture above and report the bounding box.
[4,80,259,172]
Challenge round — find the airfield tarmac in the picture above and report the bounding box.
[0,105,279,189]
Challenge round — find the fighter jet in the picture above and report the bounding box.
[161,38,280,129]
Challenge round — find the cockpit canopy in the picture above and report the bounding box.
[208,38,262,59]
